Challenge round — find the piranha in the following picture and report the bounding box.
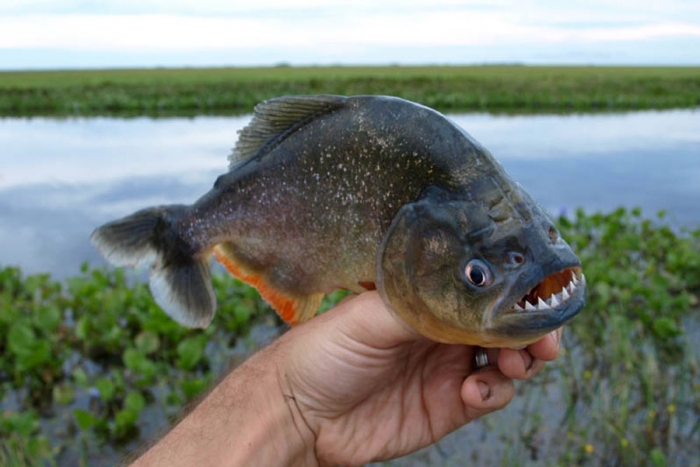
[91,94,585,348]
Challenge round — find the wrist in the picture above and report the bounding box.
[131,342,319,467]
[224,343,320,467]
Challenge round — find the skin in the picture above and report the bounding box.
[130,292,561,467]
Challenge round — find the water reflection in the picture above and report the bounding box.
[1,110,698,278]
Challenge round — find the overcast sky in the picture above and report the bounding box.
[1,0,699,70]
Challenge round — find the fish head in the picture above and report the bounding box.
[377,184,585,348]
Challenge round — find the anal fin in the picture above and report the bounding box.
[213,245,323,325]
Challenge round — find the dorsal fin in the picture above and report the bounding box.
[229,94,347,168]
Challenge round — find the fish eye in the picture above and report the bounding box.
[464,259,493,287]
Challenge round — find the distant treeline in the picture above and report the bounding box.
[0,65,698,116]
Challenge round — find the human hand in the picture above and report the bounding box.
[130,290,561,467]
[275,291,562,466]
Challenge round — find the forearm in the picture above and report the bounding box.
[130,342,319,467]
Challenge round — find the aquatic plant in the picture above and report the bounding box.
[554,208,700,467]
[0,208,698,466]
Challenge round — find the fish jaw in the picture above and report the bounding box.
[484,266,586,347]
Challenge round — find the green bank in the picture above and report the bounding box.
[1,66,699,117]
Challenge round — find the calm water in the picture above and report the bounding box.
[1,110,699,278]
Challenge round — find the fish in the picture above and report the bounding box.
[91,94,586,348]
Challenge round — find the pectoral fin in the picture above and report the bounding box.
[213,244,323,325]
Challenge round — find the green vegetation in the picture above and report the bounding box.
[552,208,700,466]
[1,66,699,117]
[0,208,698,466]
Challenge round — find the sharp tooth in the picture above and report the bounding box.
[572,275,579,285]
[561,288,570,300]
[514,303,524,312]
[550,294,560,307]
[525,301,536,311]
[537,297,549,310]
[566,283,574,294]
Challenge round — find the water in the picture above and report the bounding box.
[1,110,699,278]
[1,110,698,465]
[0,110,700,277]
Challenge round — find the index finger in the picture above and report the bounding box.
[526,327,562,362]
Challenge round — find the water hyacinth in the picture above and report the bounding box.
[0,208,698,466]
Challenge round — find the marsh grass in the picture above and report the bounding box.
[1,66,699,116]
[1,208,699,466]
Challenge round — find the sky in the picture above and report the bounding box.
[1,0,699,70]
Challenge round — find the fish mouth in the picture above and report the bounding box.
[498,266,586,334]
[512,266,585,314]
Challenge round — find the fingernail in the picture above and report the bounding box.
[477,381,491,401]
[551,330,560,346]
[520,351,534,371]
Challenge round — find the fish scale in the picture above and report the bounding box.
[91,94,585,347]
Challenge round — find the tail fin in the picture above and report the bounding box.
[90,206,216,328]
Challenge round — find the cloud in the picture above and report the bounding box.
[0,1,699,66]
[1,12,698,51]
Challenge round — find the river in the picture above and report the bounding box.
[1,109,698,278]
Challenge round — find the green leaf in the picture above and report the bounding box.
[124,391,146,413]
[0,410,39,438]
[72,367,89,387]
[35,305,61,331]
[137,359,157,380]
[180,378,209,400]
[135,331,160,354]
[24,435,53,460]
[52,383,75,405]
[166,392,183,406]
[7,323,36,356]
[176,336,206,370]
[19,340,51,370]
[650,448,666,467]
[233,304,253,324]
[114,408,139,434]
[73,409,97,431]
[95,377,115,401]
[123,348,145,370]
[75,316,90,340]
[651,317,681,339]
[123,347,158,382]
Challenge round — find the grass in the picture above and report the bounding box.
[0,65,699,116]
[1,207,699,466]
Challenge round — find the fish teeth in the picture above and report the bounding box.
[514,273,585,313]
[561,287,570,301]
[550,293,560,307]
